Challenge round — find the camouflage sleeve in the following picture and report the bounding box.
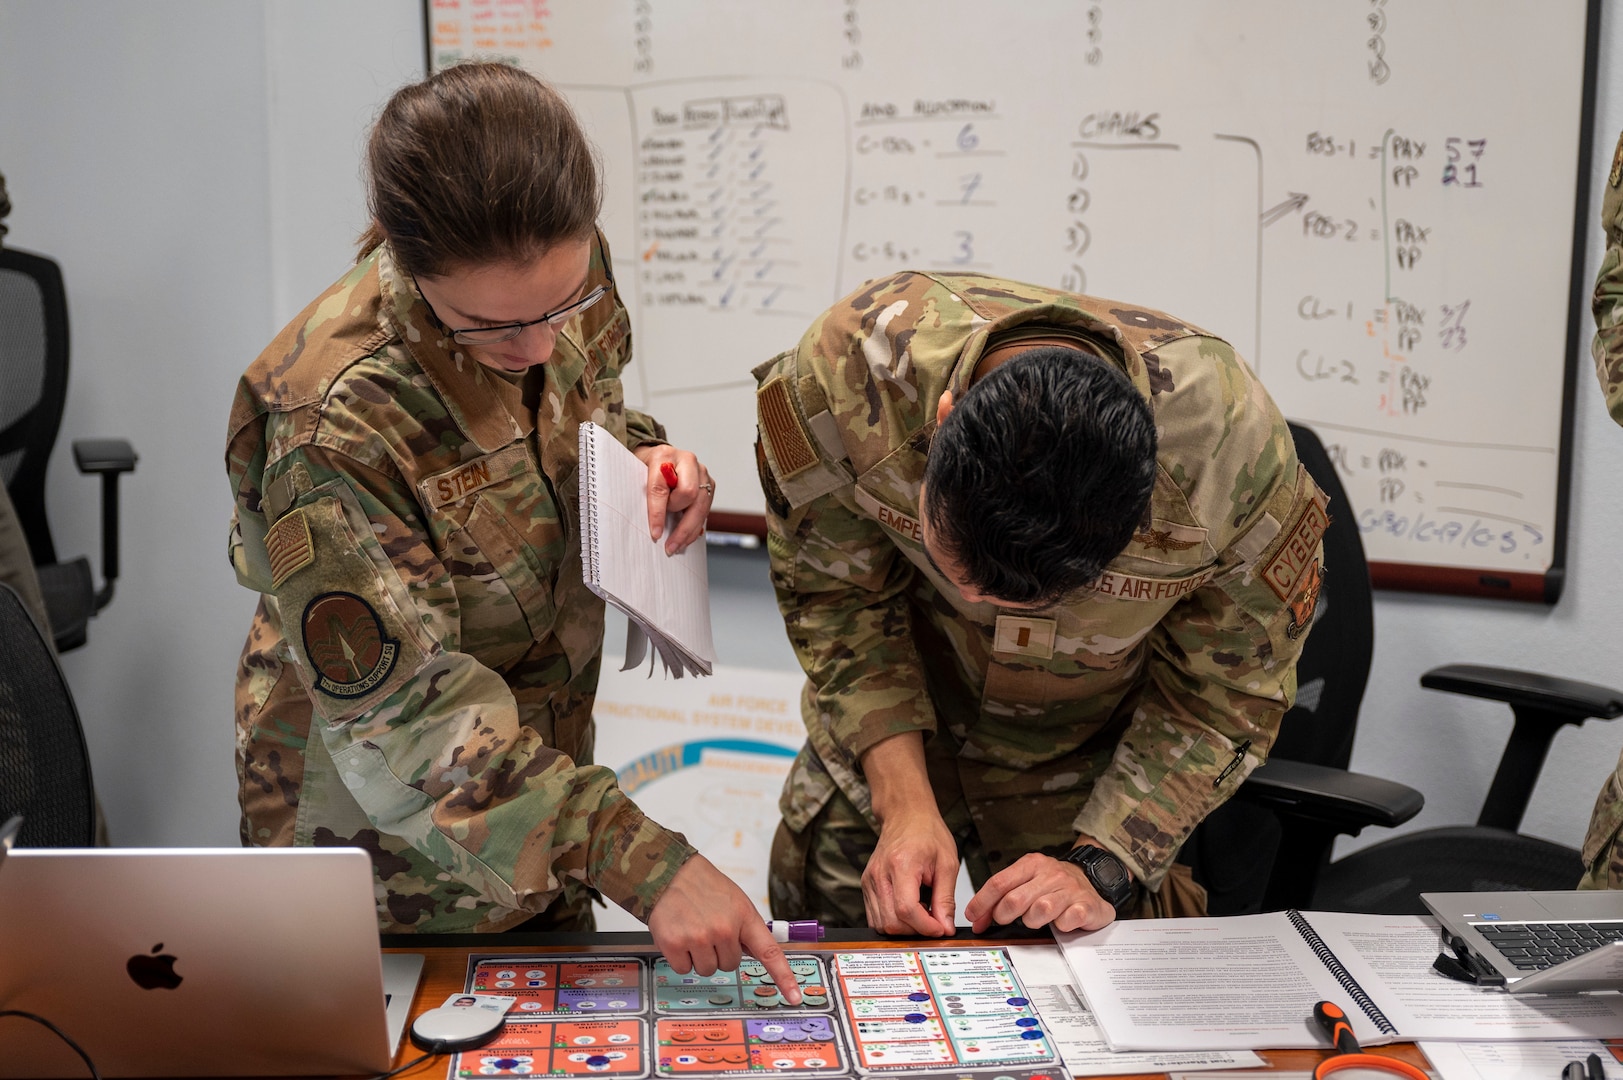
[256,442,694,921]
[1592,131,1623,427]
[1074,406,1325,888]
[592,230,667,451]
[765,487,937,780]
[624,406,667,450]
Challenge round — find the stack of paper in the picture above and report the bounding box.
[579,422,716,678]
[1055,911,1623,1053]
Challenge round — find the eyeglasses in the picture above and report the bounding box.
[416,275,612,346]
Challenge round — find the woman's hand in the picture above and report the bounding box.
[633,445,715,554]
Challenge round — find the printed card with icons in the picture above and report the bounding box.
[455,1018,648,1078]
[654,954,831,1014]
[455,948,1053,1079]
[830,949,1058,1074]
[469,957,648,1018]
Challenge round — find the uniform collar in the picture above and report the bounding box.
[375,244,536,452]
[946,305,1155,405]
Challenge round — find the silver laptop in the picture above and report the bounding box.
[0,847,424,1077]
[1423,889,1623,994]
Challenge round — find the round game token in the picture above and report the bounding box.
[1006,997,1029,1007]
[754,986,778,998]
[700,1053,722,1064]
[724,1053,746,1064]
[1020,1029,1043,1040]
[708,995,734,1005]
[758,1031,784,1043]
[670,1032,696,1043]
[587,1056,610,1067]
[756,974,774,984]
[904,1013,927,1024]
[802,986,826,996]
[704,1030,730,1042]
[907,992,930,1001]
[803,996,826,1006]
[1016,1018,1038,1028]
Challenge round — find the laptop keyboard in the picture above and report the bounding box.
[1474,921,1623,971]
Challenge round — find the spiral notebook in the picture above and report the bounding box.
[1056,910,1623,1053]
[579,422,715,678]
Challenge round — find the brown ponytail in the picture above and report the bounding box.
[358,61,601,278]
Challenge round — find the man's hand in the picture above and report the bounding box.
[963,852,1119,934]
[863,808,960,937]
[632,444,714,554]
[860,732,958,937]
[647,854,802,1004]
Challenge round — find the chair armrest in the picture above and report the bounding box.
[1421,664,1623,722]
[1235,758,1425,833]
[69,438,137,612]
[72,438,137,475]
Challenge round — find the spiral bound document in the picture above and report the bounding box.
[1056,911,1623,1052]
[579,422,715,678]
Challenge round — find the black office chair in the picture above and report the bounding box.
[0,581,97,847]
[1180,422,1623,916]
[0,246,137,652]
[1180,421,1421,914]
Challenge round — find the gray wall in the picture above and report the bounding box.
[1,0,1621,865]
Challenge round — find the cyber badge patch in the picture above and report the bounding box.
[1286,558,1324,640]
[300,592,399,699]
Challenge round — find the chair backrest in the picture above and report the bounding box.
[1177,421,1376,913]
[1271,421,1375,771]
[0,581,96,846]
[0,246,69,567]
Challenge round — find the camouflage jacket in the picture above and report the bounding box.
[226,234,696,933]
[754,272,1327,888]
[1582,131,1623,889]
[1595,130,1623,426]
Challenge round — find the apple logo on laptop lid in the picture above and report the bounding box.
[127,943,184,990]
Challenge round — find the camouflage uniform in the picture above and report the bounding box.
[227,233,696,934]
[755,272,1327,923]
[1580,132,1623,889]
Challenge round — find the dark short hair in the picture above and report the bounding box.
[357,61,601,278]
[922,348,1158,606]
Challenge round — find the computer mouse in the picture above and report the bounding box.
[409,1001,508,1052]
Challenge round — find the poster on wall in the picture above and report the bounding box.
[592,661,807,930]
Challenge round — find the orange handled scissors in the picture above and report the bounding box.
[1311,1000,1429,1080]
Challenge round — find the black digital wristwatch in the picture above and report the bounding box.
[1060,845,1135,912]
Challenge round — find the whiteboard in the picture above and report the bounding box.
[426,0,1598,600]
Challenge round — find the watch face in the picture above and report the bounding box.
[1092,856,1128,890]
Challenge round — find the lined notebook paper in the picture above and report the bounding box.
[579,422,715,677]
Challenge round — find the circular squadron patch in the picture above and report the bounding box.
[301,592,399,698]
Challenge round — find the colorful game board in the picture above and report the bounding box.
[454,949,1058,1079]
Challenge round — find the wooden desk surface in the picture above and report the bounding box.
[380,935,1432,1080]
